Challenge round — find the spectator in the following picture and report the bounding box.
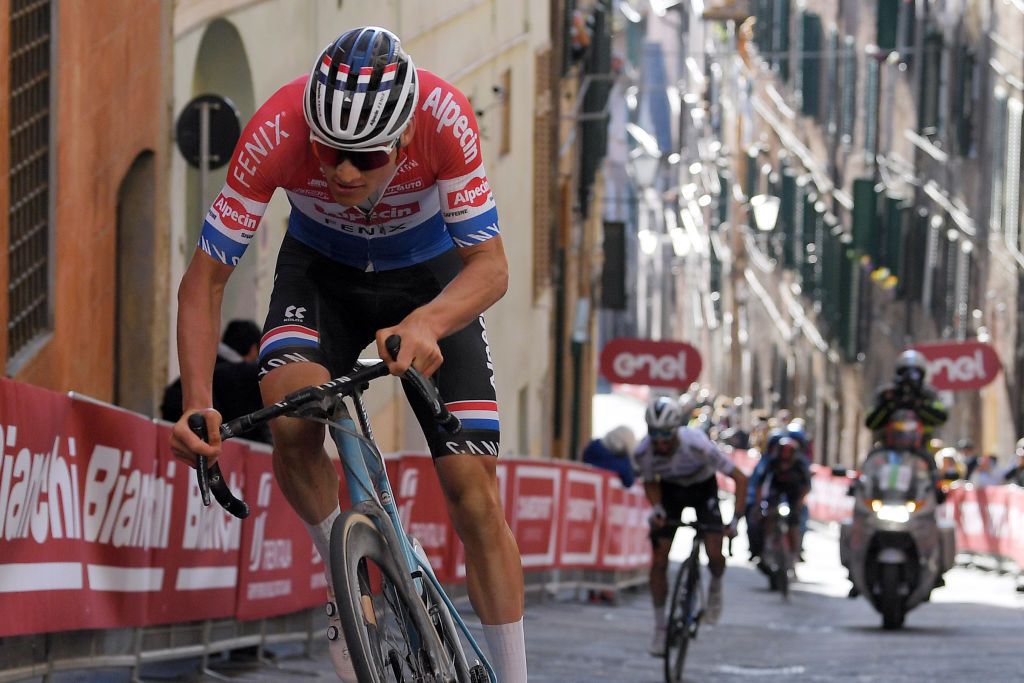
[935,447,965,492]
[1003,439,1024,487]
[581,424,637,604]
[969,454,1002,488]
[582,425,637,488]
[161,319,270,443]
[958,439,980,479]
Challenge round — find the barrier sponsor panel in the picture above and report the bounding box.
[945,485,1024,566]
[557,465,603,568]
[510,462,562,570]
[236,444,321,621]
[0,377,820,640]
[806,465,855,523]
[149,422,244,625]
[394,454,453,583]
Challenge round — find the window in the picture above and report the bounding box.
[952,44,978,157]
[499,68,512,157]
[877,0,899,51]
[800,12,823,118]
[8,0,52,360]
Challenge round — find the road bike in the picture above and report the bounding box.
[188,336,494,683]
[662,520,720,683]
[761,499,794,601]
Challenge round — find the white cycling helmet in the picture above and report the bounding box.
[303,27,419,151]
[645,397,683,431]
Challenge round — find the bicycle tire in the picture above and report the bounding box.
[330,511,454,683]
[774,528,790,601]
[664,559,695,683]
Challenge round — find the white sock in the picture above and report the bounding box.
[304,505,341,596]
[654,604,667,630]
[482,618,528,683]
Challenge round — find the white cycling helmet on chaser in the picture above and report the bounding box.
[645,397,683,431]
[303,27,419,151]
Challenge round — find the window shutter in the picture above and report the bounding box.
[839,235,860,361]
[852,178,880,261]
[990,89,1009,234]
[919,28,943,136]
[773,0,792,82]
[780,168,798,268]
[864,58,879,159]
[1005,97,1023,250]
[826,28,840,134]
[532,49,554,301]
[952,45,977,157]
[877,0,899,51]
[840,36,857,147]
[800,13,823,118]
[8,0,53,358]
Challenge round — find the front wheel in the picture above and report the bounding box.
[879,563,906,630]
[330,511,455,682]
[664,560,697,683]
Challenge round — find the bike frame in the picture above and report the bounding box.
[332,385,496,683]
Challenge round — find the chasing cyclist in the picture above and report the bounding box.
[168,27,526,682]
[637,396,748,655]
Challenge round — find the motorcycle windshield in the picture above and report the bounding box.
[859,449,931,503]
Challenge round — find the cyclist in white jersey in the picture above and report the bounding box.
[636,397,748,655]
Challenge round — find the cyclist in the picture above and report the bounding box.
[637,396,748,655]
[753,436,811,577]
[168,27,526,682]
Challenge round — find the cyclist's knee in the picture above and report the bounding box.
[271,418,324,461]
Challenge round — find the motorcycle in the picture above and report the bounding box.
[838,448,956,629]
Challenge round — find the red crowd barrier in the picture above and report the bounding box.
[0,379,653,638]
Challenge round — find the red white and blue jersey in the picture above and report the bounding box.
[199,69,500,271]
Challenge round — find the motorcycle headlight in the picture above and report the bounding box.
[875,504,911,523]
[778,503,791,517]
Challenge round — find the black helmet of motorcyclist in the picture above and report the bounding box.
[883,409,924,451]
[894,349,928,389]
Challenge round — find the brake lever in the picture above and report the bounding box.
[187,413,250,519]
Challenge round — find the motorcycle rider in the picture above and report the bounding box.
[637,396,747,655]
[865,350,947,437]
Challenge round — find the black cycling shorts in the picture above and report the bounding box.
[258,233,500,458]
[651,476,723,543]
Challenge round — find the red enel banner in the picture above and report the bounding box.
[909,340,1002,391]
[599,338,702,388]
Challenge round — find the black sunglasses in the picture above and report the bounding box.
[311,138,398,171]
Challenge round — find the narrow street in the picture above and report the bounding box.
[148,518,1024,683]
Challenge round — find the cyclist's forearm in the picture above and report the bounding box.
[176,259,228,411]
[416,239,508,338]
[644,481,661,506]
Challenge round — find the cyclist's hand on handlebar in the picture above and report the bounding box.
[647,503,667,529]
[376,315,444,378]
[170,408,222,468]
[725,520,739,539]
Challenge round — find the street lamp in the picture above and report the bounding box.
[749,193,781,232]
